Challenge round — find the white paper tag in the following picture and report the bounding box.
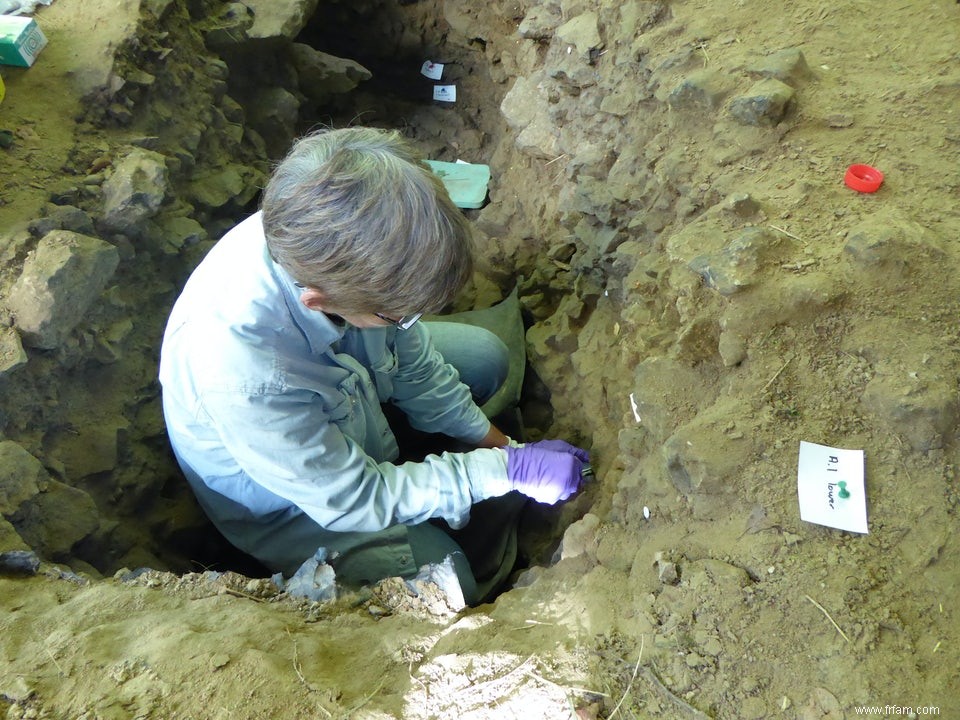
[797,441,868,533]
[421,60,444,80]
[433,85,456,102]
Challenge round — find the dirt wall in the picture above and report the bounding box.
[1,0,959,718]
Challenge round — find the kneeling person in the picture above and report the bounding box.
[159,127,589,604]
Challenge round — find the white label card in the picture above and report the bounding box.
[433,85,456,102]
[797,441,868,534]
[421,60,444,80]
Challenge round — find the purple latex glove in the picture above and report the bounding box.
[504,445,586,504]
[525,439,590,464]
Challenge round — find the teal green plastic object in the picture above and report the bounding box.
[425,160,491,209]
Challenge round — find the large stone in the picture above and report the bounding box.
[10,479,100,558]
[662,400,754,495]
[244,0,319,39]
[861,372,957,451]
[0,517,30,553]
[668,70,731,112]
[556,11,602,58]
[0,325,27,376]
[28,204,96,237]
[0,441,47,516]
[688,227,783,295]
[188,164,249,210]
[247,87,301,158]
[519,5,563,39]
[291,44,372,103]
[500,75,561,159]
[729,79,795,126]
[5,231,120,350]
[47,415,130,479]
[843,211,945,279]
[199,2,255,48]
[101,148,170,233]
[746,48,812,87]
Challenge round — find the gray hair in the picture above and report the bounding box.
[261,127,474,316]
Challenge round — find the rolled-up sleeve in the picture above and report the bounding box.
[197,385,509,531]
[388,323,491,444]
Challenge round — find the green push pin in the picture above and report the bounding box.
[837,481,850,499]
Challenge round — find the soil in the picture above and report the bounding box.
[1,0,959,718]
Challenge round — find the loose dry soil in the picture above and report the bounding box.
[1,1,959,718]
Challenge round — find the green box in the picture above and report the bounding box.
[425,160,491,209]
[0,16,47,67]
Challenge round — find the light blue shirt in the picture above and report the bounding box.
[159,213,511,553]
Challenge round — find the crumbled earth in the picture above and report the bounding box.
[1,0,959,718]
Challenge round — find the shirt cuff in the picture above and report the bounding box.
[464,447,512,502]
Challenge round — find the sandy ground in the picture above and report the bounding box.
[1,0,959,718]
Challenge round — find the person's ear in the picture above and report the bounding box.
[299,287,329,312]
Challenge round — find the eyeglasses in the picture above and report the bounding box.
[375,312,423,330]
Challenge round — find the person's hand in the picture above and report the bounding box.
[504,444,588,504]
[525,439,590,463]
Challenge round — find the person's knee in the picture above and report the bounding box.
[427,322,510,404]
[468,329,509,404]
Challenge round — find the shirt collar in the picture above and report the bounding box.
[265,245,347,353]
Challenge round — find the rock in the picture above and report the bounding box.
[0,224,33,268]
[843,211,945,279]
[560,513,600,560]
[101,148,170,233]
[546,47,601,89]
[519,5,562,39]
[556,11,602,58]
[573,218,622,256]
[0,516,29,553]
[247,87,301,158]
[722,192,762,218]
[0,549,40,576]
[157,215,207,252]
[798,688,843,720]
[10,478,100,558]
[740,696,767,719]
[291,44,372,103]
[861,371,956,451]
[729,78,795,126]
[717,328,747,366]
[47,416,130,478]
[0,674,33,702]
[28,205,96,237]
[668,70,731,111]
[688,227,782,295]
[500,75,561,159]
[188,166,244,210]
[746,48,812,87]
[657,560,679,585]
[662,400,754,495]
[5,230,120,350]
[199,2,254,48]
[243,0,319,39]
[599,83,643,116]
[0,441,47,516]
[824,112,854,128]
[595,529,633,573]
[0,325,27,376]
